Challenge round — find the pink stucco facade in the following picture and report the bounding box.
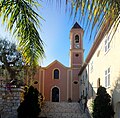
[35,22,84,102]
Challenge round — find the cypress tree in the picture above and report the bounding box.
[17,86,41,118]
[92,86,114,118]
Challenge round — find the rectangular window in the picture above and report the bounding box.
[80,79,82,84]
[82,75,84,84]
[86,70,87,79]
[105,36,110,53]
[105,67,110,88]
[91,61,93,72]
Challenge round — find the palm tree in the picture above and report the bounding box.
[65,0,120,39]
[0,0,119,66]
[0,0,45,66]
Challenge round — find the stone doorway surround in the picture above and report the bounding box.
[52,87,59,102]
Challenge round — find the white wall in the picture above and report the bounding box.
[80,24,120,118]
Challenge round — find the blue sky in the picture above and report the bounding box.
[0,1,93,67]
[39,1,93,67]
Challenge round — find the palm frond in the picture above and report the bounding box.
[65,0,120,40]
[0,0,45,66]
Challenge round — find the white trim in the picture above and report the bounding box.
[90,61,93,73]
[71,70,72,99]
[67,70,69,100]
[72,64,82,65]
[104,35,111,54]
[67,69,71,100]
[105,67,111,88]
[43,70,45,96]
[50,86,60,102]
[39,69,41,92]
[70,49,84,52]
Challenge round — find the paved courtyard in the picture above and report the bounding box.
[39,102,90,118]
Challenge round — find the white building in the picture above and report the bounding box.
[79,22,120,118]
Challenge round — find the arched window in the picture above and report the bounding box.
[54,69,59,79]
[75,35,79,43]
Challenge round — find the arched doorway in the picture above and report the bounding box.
[52,87,59,102]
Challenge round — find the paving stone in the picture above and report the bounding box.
[39,102,90,118]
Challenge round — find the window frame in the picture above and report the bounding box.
[53,69,60,79]
[105,35,110,53]
[91,61,93,73]
[75,35,79,44]
[82,75,84,84]
[105,67,110,88]
[97,78,100,88]
[85,70,87,79]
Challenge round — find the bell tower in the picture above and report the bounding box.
[70,22,84,68]
[69,22,84,101]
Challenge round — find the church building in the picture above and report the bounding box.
[35,22,84,102]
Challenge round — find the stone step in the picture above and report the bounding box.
[39,102,89,118]
[39,112,87,118]
[41,102,82,113]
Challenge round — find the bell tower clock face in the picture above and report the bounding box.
[75,44,80,48]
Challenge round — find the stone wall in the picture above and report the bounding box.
[0,87,23,118]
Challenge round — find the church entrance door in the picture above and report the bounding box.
[52,87,59,102]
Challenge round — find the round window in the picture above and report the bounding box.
[74,81,78,84]
[75,54,79,57]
